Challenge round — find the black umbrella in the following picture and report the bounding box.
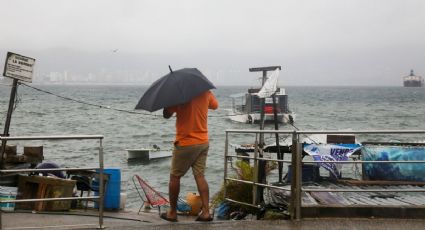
[135,66,215,112]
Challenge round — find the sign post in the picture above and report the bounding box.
[1,52,35,168]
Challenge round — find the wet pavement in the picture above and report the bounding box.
[2,209,425,230]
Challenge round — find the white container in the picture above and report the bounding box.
[120,192,127,210]
[0,186,17,211]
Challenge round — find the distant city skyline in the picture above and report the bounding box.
[1,0,424,86]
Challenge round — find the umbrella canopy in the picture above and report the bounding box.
[135,67,215,112]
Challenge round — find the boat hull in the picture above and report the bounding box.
[228,111,295,124]
[126,149,172,161]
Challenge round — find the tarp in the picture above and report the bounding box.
[257,69,280,98]
[362,145,425,182]
[304,144,362,178]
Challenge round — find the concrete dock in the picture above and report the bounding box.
[2,209,425,229]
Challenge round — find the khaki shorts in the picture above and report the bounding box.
[170,143,209,177]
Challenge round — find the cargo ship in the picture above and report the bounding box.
[403,70,424,87]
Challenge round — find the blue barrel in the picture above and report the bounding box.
[94,168,121,210]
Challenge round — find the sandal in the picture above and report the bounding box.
[195,215,213,222]
[160,213,178,222]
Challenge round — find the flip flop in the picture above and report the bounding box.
[160,213,178,222]
[195,215,213,222]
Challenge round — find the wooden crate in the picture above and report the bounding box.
[16,175,76,211]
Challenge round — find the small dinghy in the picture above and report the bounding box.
[126,145,172,161]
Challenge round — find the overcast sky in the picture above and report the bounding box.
[1,0,424,86]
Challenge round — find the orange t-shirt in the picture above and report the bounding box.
[166,91,218,146]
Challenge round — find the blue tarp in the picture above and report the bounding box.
[362,145,425,182]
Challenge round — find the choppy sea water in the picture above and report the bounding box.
[1,83,425,209]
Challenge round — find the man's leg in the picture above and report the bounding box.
[194,174,210,218]
[167,174,180,219]
[166,144,191,220]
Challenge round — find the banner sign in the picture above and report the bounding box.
[3,52,36,83]
[304,144,362,178]
[362,145,425,182]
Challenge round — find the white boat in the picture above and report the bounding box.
[126,146,172,161]
[228,88,295,124]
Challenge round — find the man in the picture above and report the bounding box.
[161,90,218,222]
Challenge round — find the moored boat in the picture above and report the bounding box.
[126,146,171,161]
[228,88,295,124]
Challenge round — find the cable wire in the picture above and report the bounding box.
[20,83,249,118]
[21,83,161,117]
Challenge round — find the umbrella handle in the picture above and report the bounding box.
[168,65,173,73]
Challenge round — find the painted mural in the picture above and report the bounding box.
[362,145,425,182]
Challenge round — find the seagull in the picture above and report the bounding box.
[112,49,119,53]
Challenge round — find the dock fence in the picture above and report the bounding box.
[224,129,425,220]
[0,135,105,229]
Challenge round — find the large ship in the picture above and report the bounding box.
[403,70,424,87]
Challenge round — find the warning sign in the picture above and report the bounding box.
[3,52,36,83]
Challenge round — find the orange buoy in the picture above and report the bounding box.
[186,192,202,216]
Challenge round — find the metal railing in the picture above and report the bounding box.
[0,135,105,229]
[223,129,425,220]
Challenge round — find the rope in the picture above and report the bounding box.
[286,121,319,144]
[21,83,161,118]
[19,83,253,118]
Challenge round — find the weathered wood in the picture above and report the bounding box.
[310,192,350,206]
[326,135,355,144]
[5,145,17,156]
[23,146,43,157]
[249,66,281,72]
[22,146,44,164]
[339,179,425,186]
[304,182,425,208]
[302,206,425,218]
[1,79,19,168]
[301,191,318,206]
[16,175,76,211]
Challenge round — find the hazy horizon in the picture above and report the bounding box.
[1,0,424,86]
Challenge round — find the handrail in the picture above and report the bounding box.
[223,129,425,221]
[1,167,99,173]
[0,134,105,229]
[225,129,425,134]
[0,135,104,140]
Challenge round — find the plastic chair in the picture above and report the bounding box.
[71,175,99,209]
[132,174,191,215]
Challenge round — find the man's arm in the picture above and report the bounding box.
[208,92,218,110]
[163,107,174,119]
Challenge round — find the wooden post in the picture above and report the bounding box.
[289,131,302,220]
[272,94,283,184]
[295,141,302,220]
[248,66,282,205]
[1,79,19,169]
[290,131,297,220]
[257,70,266,203]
